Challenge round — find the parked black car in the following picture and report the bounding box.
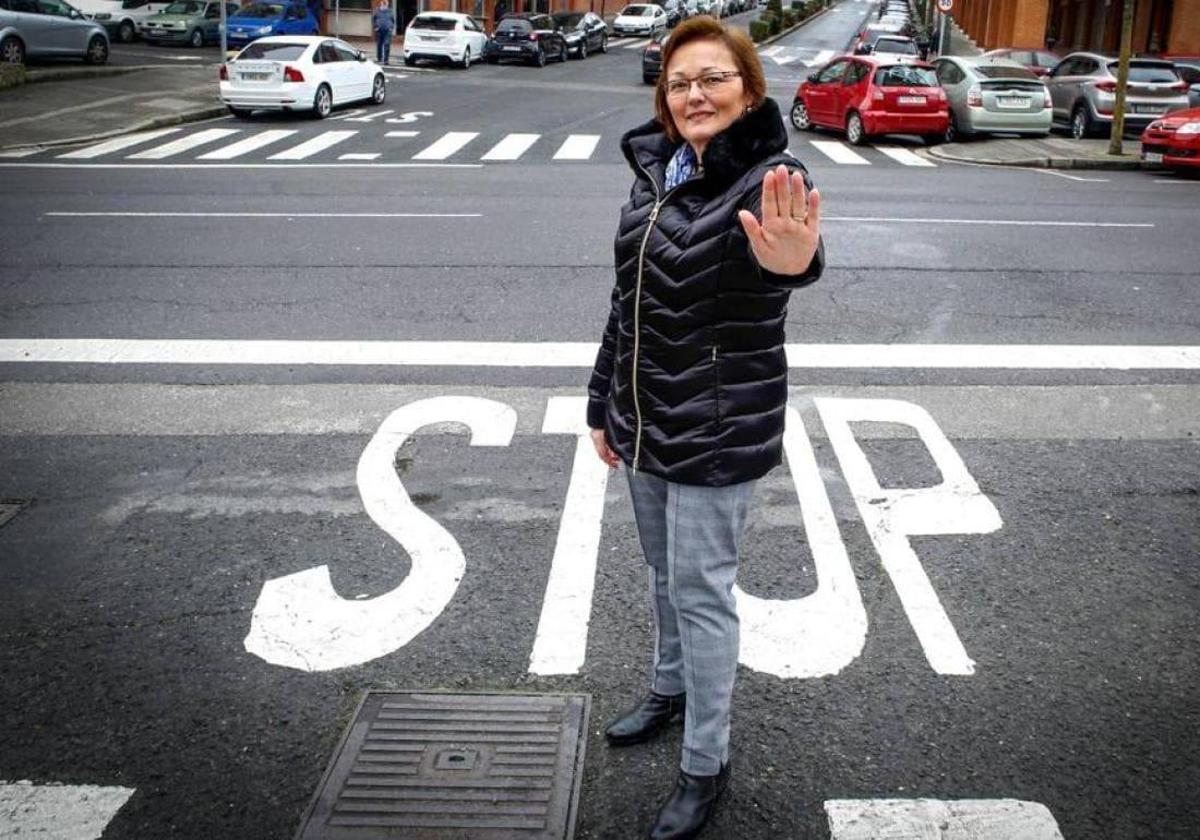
[642,30,668,84]
[483,13,567,66]
[661,0,684,27]
[552,10,607,59]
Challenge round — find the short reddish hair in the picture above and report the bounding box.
[653,17,767,145]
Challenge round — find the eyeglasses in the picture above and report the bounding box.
[664,70,742,98]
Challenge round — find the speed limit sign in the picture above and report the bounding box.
[936,0,952,10]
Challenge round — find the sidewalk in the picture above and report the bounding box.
[928,135,1150,170]
[0,64,223,150]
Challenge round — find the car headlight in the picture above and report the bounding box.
[256,25,272,33]
[1178,121,1200,135]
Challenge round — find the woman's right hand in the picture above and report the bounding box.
[590,428,620,469]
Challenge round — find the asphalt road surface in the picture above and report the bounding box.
[2,1,1199,838]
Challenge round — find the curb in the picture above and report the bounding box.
[925,146,1153,170]
[0,103,226,152]
[24,66,146,84]
[758,4,833,48]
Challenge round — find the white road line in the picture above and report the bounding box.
[0,148,41,158]
[553,134,600,160]
[2,340,1198,370]
[57,127,182,159]
[874,145,936,167]
[622,38,651,49]
[1153,178,1200,185]
[268,130,357,160]
[43,212,480,218]
[338,152,382,160]
[760,45,784,56]
[0,781,137,840]
[823,215,1152,227]
[197,129,298,160]
[480,133,540,161]
[385,130,420,138]
[344,108,394,123]
[809,140,870,165]
[809,49,835,66]
[126,128,240,159]
[825,799,1064,840]
[0,162,480,169]
[412,131,478,160]
[1035,168,1109,182]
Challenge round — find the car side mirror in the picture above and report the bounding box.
[357,49,366,61]
[807,72,819,82]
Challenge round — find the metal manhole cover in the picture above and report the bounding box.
[296,691,591,840]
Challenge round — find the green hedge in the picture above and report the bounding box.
[749,18,771,41]
[781,8,797,26]
[0,63,27,90]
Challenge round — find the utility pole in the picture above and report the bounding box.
[219,0,227,58]
[1108,0,1135,156]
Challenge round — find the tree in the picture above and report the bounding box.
[1108,0,1135,156]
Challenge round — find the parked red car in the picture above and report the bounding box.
[1141,106,1200,173]
[982,47,1062,77]
[791,55,949,145]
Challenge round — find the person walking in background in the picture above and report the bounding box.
[371,0,395,64]
[587,16,824,840]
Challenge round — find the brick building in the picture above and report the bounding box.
[322,0,607,39]
[950,0,1198,57]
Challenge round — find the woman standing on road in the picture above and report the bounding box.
[586,16,824,840]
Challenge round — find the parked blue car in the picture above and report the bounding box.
[223,1,316,48]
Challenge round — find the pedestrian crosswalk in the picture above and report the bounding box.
[10,127,940,168]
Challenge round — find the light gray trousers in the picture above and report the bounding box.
[625,467,756,776]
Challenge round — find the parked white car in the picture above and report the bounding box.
[71,0,138,42]
[403,11,487,69]
[219,35,385,119]
[611,3,666,37]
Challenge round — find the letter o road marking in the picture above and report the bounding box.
[245,397,1002,675]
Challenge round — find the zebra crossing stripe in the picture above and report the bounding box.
[825,799,1064,839]
[481,133,540,161]
[0,148,41,158]
[58,128,182,159]
[810,140,870,165]
[385,130,420,138]
[339,152,381,160]
[197,129,298,160]
[267,130,356,160]
[126,128,241,160]
[875,145,936,167]
[553,134,600,160]
[413,131,479,160]
[623,38,651,49]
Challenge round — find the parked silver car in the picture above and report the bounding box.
[1174,61,1200,108]
[1044,51,1190,139]
[0,0,109,63]
[933,55,1052,142]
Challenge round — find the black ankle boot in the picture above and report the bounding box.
[646,762,730,840]
[603,691,686,746]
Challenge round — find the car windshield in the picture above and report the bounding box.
[162,1,198,12]
[237,3,283,17]
[874,38,916,54]
[976,63,1038,80]
[496,18,530,31]
[621,5,651,15]
[1109,62,1179,83]
[875,65,937,87]
[236,41,306,59]
[411,14,456,30]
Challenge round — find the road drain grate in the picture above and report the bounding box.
[296,691,591,840]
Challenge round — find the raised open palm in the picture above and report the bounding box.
[737,163,822,276]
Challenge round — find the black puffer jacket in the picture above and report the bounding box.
[587,98,824,487]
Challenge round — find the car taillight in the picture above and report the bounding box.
[283,66,304,82]
[646,44,660,55]
[934,87,946,101]
[528,31,538,40]
[1042,87,1052,108]
[966,84,981,107]
[219,64,228,80]
[1095,80,1116,93]
[1168,81,1188,93]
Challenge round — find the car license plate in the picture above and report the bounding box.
[898,95,926,105]
[503,45,520,51]
[241,72,270,81]
[998,96,1029,108]
[1144,151,1164,163]
[1134,104,1167,114]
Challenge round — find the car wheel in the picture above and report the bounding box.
[846,110,866,146]
[922,133,942,146]
[84,35,108,64]
[790,99,811,131]
[460,47,470,69]
[312,83,332,119]
[188,27,203,48]
[0,35,24,65]
[643,73,655,84]
[227,105,252,118]
[486,54,497,64]
[1071,104,1092,140]
[600,33,607,53]
[370,73,385,103]
[403,55,415,66]
[943,112,959,143]
[117,20,135,42]
[534,46,545,67]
